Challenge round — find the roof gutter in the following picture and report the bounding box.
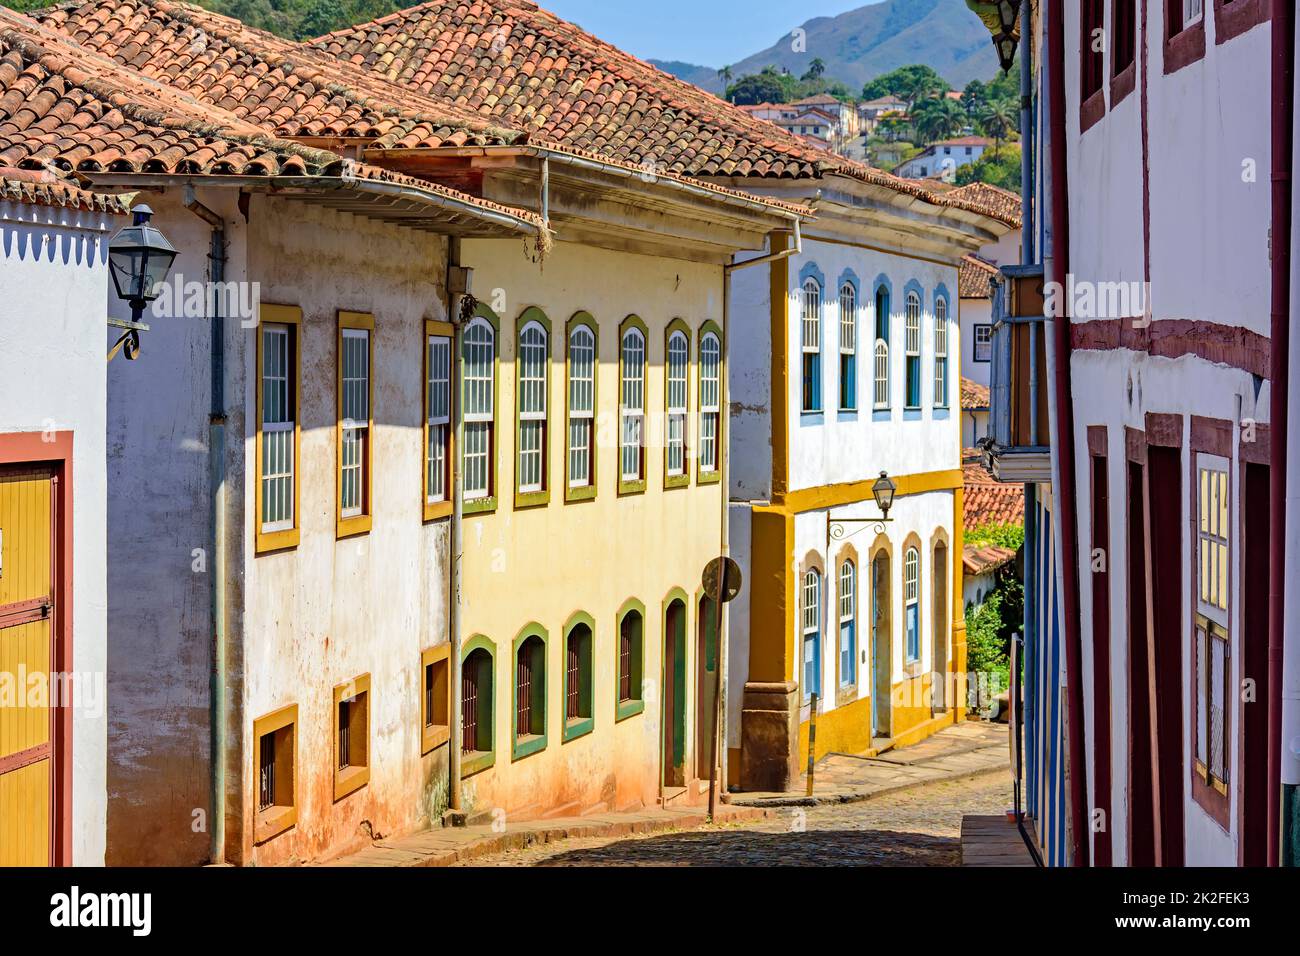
[725,215,802,272]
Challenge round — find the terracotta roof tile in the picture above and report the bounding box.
[0,165,131,212]
[947,181,1022,228]
[963,460,1025,529]
[35,0,520,149]
[0,9,544,230]
[309,0,1020,226]
[960,253,1000,297]
[963,543,1017,576]
[961,376,990,411]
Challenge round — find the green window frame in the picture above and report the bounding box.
[618,315,649,495]
[664,318,692,490]
[514,306,553,509]
[697,320,723,484]
[460,635,497,777]
[615,598,646,722]
[562,611,596,742]
[462,304,500,515]
[511,623,548,761]
[565,312,599,503]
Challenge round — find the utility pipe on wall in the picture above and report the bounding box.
[1268,0,1294,868]
[184,185,228,865]
[447,239,468,816]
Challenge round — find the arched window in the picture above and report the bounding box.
[462,317,496,502]
[801,277,822,412]
[839,560,856,685]
[839,282,857,410]
[567,321,595,493]
[513,627,546,759]
[462,642,495,772]
[904,291,922,409]
[874,284,891,409]
[802,569,822,701]
[517,320,548,495]
[934,297,949,407]
[616,603,645,721]
[666,328,689,480]
[699,331,721,475]
[564,619,594,740]
[619,324,646,487]
[905,546,921,662]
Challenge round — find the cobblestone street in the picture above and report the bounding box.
[456,772,1012,866]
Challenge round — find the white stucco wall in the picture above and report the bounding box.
[0,196,117,864]
[785,240,962,492]
[960,296,994,390]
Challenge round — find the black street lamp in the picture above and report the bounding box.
[828,471,897,544]
[966,0,1022,73]
[108,204,177,360]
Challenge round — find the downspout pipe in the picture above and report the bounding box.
[726,217,803,273]
[447,240,467,817]
[1268,0,1294,868]
[184,185,227,865]
[1020,10,1035,266]
[1045,0,1090,867]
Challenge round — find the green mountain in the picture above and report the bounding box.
[701,0,998,95]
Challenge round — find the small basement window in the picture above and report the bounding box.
[253,704,297,844]
[421,646,450,754]
[334,674,370,801]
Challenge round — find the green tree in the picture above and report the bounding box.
[801,57,826,82]
[955,144,1023,192]
[911,96,963,146]
[726,70,790,106]
[862,64,950,107]
[978,98,1018,153]
[717,64,734,100]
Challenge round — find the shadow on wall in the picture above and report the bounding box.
[1,221,105,267]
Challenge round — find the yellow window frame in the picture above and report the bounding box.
[255,304,302,554]
[336,310,375,539]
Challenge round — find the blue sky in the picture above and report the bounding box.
[542,0,880,68]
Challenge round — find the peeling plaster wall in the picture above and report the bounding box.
[0,199,115,865]
[101,187,249,866]
[242,196,452,865]
[455,238,726,818]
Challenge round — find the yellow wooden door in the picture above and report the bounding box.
[0,468,54,867]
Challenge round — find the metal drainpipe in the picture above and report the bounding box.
[1268,0,1294,868]
[184,186,227,865]
[447,238,466,815]
[715,265,732,806]
[1020,12,1035,267]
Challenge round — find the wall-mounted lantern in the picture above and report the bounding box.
[107,204,177,361]
[828,471,897,545]
[966,0,1022,74]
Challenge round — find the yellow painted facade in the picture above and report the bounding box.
[454,238,728,817]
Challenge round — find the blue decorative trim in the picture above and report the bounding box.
[903,409,923,422]
[872,274,893,341]
[836,268,860,298]
[933,283,951,314]
[872,409,892,423]
[903,278,925,307]
[932,408,951,420]
[798,260,826,291]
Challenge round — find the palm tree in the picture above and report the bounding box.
[912,97,963,147]
[979,98,1017,155]
[717,65,734,101]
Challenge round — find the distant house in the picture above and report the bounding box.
[960,458,1024,610]
[790,94,860,138]
[774,106,838,144]
[893,136,992,180]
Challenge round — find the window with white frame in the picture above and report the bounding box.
[426,333,450,504]
[839,560,856,686]
[934,297,948,407]
[517,321,548,494]
[874,284,890,408]
[839,283,857,410]
[699,332,721,474]
[462,318,495,501]
[801,277,822,412]
[1194,455,1230,794]
[905,546,920,661]
[567,323,595,490]
[340,327,370,518]
[620,327,646,484]
[1181,0,1203,29]
[904,291,921,409]
[973,324,993,362]
[666,330,688,477]
[261,322,294,531]
[802,569,821,701]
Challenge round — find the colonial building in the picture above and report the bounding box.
[894,137,994,181]
[0,172,128,865]
[970,0,1298,867]
[315,0,1017,797]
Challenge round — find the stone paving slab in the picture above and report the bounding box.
[726,720,1009,809]
[961,814,1036,866]
[322,803,772,867]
